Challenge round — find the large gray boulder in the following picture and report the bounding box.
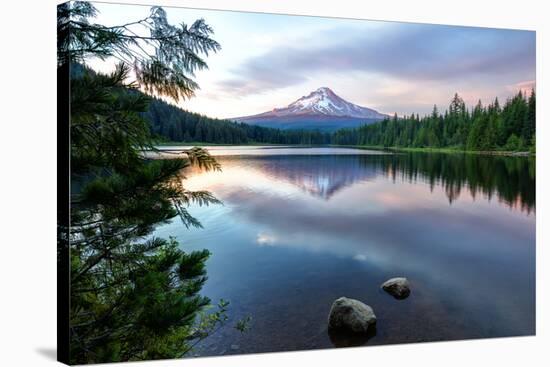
[381,277,410,299]
[328,297,377,334]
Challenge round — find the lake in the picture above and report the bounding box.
[151,146,536,357]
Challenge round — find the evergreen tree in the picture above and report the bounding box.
[523,89,536,143]
[58,2,246,363]
[329,91,534,152]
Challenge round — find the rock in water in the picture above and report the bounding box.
[381,277,411,299]
[328,297,377,334]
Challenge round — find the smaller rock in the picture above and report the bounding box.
[381,277,410,299]
[230,344,240,351]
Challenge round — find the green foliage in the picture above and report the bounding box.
[503,134,524,151]
[143,95,332,145]
[70,63,153,175]
[58,2,241,363]
[235,315,252,333]
[58,1,220,101]
[332,91,535,152]
[70,238,228,362]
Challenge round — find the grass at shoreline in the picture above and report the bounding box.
[154,141,535,157]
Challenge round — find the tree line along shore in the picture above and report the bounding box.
[145,91,535,154]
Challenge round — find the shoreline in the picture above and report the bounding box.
[154,142,534,157]
[340,145,534,157]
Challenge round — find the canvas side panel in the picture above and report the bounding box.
[57,2,71,364]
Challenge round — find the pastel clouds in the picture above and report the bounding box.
[93,3,536,118]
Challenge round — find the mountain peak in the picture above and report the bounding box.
[285,87,383,119]
[316,86,333,93]
[232,87,388,131]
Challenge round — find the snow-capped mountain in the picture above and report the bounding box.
[232,87,387,131]
[278,87,386,119]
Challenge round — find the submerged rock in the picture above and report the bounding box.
[328,297,377,334]
[381,277,411,299]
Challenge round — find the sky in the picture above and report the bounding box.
[89,2,536,118]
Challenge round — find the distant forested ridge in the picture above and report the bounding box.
[332,92,536,152]
[144,91,535,152]
[143,97,331,145]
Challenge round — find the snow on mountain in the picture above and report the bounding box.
[232,87,387,131]
[281,87,386,119]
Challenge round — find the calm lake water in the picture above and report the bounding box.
[152,146,536,356]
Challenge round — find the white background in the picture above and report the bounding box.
[0,0,546,366]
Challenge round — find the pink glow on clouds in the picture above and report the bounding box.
[507,80,536,96]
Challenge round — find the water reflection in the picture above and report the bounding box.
[380,153,536,213]
[227,155,380,199]
[153,148,535,356]
[187,152,535,212]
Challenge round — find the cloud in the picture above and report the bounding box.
[353,254,367,261]
[256,232,277,246]
[219,69,307,95]
[218,23,535,96]
[506,80,536,95]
